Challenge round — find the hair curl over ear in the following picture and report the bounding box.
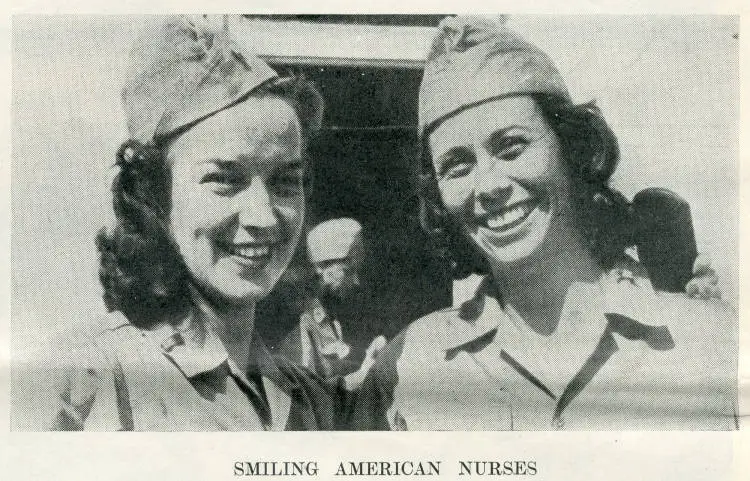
[97,139,191,328]
[417,94,636,278]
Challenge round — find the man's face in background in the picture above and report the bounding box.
[314,237,365,302]
[306,218,367,305]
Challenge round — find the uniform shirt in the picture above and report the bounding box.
[278,297,355,379]
[350,262,738,430]
[45,311,341,431]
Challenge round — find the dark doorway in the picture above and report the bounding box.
[256,63,451,351]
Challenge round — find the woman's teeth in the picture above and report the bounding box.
[227,245,271,258]
[486,200,535,230]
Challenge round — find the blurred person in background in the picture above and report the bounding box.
[279,218,386,388]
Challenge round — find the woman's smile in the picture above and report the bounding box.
[473,193,555,256]
[217,241,277,267]
[480,195,549,232]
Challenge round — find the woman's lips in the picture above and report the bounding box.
[217,242,276,266]
[482,197,544,232]
[228,245,270,258]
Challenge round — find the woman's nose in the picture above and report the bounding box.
[236,176,278,229]
[474,151,513,211]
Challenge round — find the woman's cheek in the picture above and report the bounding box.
[274,198,305,237]
[439,179,473,214]
[189,196,232,233]
[173,184,210,216]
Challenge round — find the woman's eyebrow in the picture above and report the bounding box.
[483,125,531,147]
[199,158,305,169]
[437,146,472,165]
[435,147,474,176]
[199,159,239,169]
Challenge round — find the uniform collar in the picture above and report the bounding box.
[438,275,504,351]
[150,315,227,378]
[149,313,298,393]
[440,261,675,353]
[148,314,298,430]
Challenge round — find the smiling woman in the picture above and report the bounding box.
[167,97,305,305]
[351,15,737,431]
[430,96,579,268]
[31,16,345,431]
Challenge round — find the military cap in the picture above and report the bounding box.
[306,218,364,264]
[419,15,570,136]
[121,15,321,144]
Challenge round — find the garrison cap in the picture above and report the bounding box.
[419,15,571,136]
[121,15,321,144]
[306,218,363,264]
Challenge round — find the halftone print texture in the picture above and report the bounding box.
[11,15,738,431]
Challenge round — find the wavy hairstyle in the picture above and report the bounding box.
[97,77,321,328]
[417,93,635,279]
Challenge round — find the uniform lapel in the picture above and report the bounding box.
[262,377,293,431]
[437,265,679,429]
[249,335,297,431]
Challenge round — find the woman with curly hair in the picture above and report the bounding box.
[351,16,737,430]
[48,16,342,431]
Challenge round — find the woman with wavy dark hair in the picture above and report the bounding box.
[351,16,737,430]
[48,16,342,431]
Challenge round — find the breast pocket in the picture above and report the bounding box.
[391,351,513,431]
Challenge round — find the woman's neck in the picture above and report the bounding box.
[492,235,603,336]
[189,285,256,370]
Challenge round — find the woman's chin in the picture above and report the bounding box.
[473,226,551,268]
[481,240,542,266]
[221,288,267,305]
[197,273,281,307]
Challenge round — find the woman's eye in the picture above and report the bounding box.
[200,172,243,193]
[438,152,475,180]
[490,136,529,161]
[442,162,474,179]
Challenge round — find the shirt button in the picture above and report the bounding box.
[552,416,565,430]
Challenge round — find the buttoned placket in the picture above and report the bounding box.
[455,270,668,430]
[474,325,619,430]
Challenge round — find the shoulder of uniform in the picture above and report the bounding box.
[408,305,462,331]
[93,310,136,334]
[61,311,165,369]
[398,306,466,347]
[606,256,653,290]
[654,293,737,388]
[81,311,147,351]
[44,313,131,375]
[46,310,134,355]
[614,287,737,373]
[607,266,735,327]
[602,256,736,348]
[651,292,736,336]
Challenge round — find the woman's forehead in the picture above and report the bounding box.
[168,96,302,164]
[429,95,545,150]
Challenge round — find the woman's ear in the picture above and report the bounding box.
[583,105,620,183]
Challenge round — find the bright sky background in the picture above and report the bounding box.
[11,15,739,361]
